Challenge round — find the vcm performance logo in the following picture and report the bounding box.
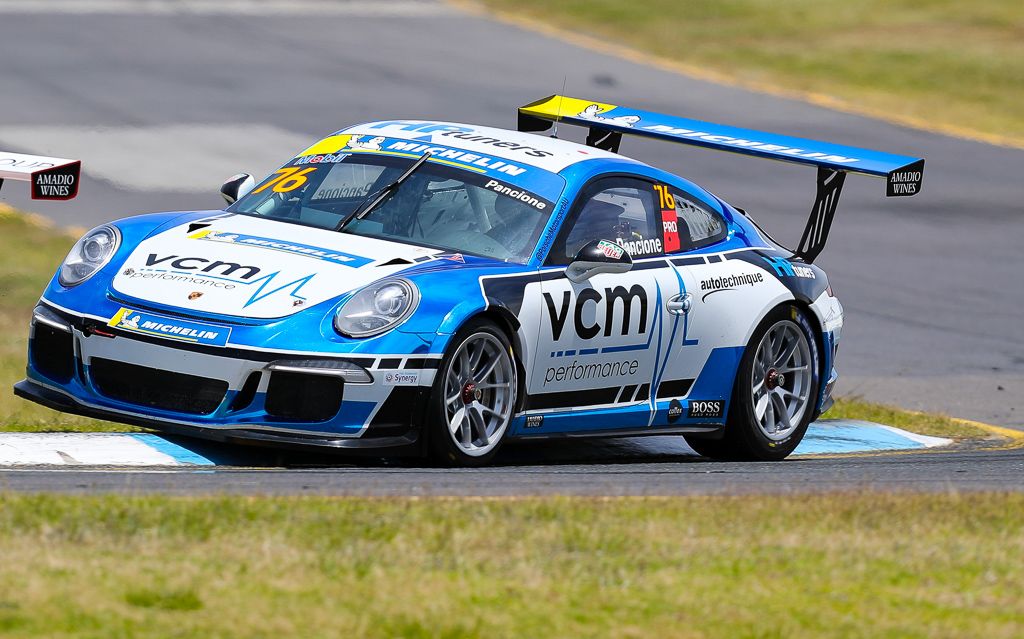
[543,285,648,341]
[108,307,231,347]
[133,250,316,309]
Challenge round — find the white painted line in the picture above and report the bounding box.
[0,433,180,466]
[0,0,449,16]
[876,424,953,448]
[794,419,953,455]
[0,124,310,193]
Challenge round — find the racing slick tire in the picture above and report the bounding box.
[428,318,518,467]
[686,305,820,461]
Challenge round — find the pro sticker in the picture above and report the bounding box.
[661,209,680,253]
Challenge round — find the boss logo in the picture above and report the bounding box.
[688,400,724,419]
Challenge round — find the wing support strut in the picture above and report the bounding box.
[795,168,846,264]
[585,127,621,153]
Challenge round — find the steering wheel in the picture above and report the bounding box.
[262,190,302,220]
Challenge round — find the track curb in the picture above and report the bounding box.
[807,415,1024,460]
[947,416,1024,450]
[0,421,955,467]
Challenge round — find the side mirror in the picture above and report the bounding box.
[220,173,255,204]
[566,239,633,283]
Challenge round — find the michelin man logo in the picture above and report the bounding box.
[348,135,385,151]
[577,104,641,128]
[120,314,141,330]
[203,231,237,243]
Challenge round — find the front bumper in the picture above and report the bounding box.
[14,379,423,453]
[20,302,435,453]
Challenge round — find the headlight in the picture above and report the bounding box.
[59,225,121,287]
[333,279,419,338]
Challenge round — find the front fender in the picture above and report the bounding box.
[396,262,531,351]
[396,298,490,358]
[435,297,491,336]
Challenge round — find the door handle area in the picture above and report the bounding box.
[667,293,692,315]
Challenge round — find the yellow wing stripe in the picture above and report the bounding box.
[520,95,618,121]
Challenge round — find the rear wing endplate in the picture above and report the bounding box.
[519,95,924,263]
[0,151,81,201]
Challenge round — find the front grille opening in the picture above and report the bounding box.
[30,323,74,383]
[265,372,343,422]
[228,372,261,412]
[90,358,228,415]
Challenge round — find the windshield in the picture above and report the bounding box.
[228,154,560,264]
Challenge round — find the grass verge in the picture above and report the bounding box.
[0,206,1002,444]
[0,205,125,432]
[0,493,1022,638]
[474,0,1024,146]
[827,397,991,441]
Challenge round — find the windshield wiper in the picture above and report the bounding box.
[335,151,432,231]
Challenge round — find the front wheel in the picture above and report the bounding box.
[686,305,820,461]
[428,319,518,466]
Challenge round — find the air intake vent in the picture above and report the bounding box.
[30,323,74,383]
[265,371,343,422]
[90,358,228,415]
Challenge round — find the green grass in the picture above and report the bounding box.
[477,0,1024,144]
[0,206,127,432]
[0,205,997,442]
[0,493,1021,638]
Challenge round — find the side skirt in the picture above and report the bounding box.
[509,424,722,441]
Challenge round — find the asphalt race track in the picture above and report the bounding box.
[0,0,1021,492]
[2,445,1023,496]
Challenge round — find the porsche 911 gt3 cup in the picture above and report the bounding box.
[15,95,924,465]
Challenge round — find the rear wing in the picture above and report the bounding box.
[0,151,81,201]
[518,95,924,263]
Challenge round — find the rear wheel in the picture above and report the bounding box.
[428,319,518,466]
[685,305,820,461]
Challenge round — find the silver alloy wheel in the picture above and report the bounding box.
[443,331,516,457]
[751,319,813,441]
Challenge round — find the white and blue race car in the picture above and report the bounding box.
[16,96,924,465]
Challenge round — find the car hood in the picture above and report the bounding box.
[110,213,441,319]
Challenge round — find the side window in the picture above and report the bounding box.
[550,178,662,265]
[659,186,728,252]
